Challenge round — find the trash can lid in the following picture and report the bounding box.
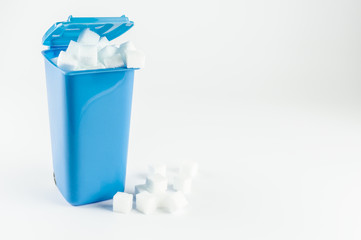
[42,15,134,47]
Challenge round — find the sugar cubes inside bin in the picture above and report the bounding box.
[56,28,145,71]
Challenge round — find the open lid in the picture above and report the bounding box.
[42,15,134,48]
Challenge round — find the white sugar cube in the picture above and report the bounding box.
[173,175,192,194]
[154,192,167,207]
[135,184,148,194]
[124,50,145,68]
[118,41,137,64]
[93,62,106,69]
[66,40,80,58]
[98,36,110,51]
[98,45,117,61]
[57,51,78,71]
[98,45,125,68]
[160,192,188,213]
[136,192,158,214]
[149,164,167,177]
[77,28,100,45]
[103,54,124,68]
[77,62,105,71]
[55,33,145,71]
[113,192,133,214]
[146,174,168,193]
[78,44,98,67]
[179,161,198,178]
[118,41,137,53]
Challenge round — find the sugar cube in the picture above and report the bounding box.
[118,41,137,53]
[77,29,100,45]
[57,51,78,71]
[135,184,148,194]
[103,54,124,68]
[146,174,168,193]
[159,191,188,213]
[149,164,167,177]
[66,40,80,58]
[113,192,133,214]
[55,29,145,71]
[124,50,145,68]
[98,36,110,51]
[136,192,158,214]
[78,44,98,67]
[98,45,117,61]
[98,45,125,68]
[173,175,192,194]
[77,63,105,71]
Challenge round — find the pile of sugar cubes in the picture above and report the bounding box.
[55,28,145,71]
[113,161,198,214]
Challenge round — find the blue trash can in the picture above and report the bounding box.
[42,16,137,205]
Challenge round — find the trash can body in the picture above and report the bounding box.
[43,47,135,205]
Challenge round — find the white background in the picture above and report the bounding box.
[1,0,361,239]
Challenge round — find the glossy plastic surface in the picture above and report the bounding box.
[43,15,134,47]
[43,48,135,205]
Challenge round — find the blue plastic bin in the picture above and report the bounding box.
[42,16,137,205]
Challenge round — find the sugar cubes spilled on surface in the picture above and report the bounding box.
[136,192,158,215]
[159,191,188,213]
[56,28,145,71]
[173,175,192,194]
[149,164,167,177]
[112,161,198,215]
[146,174,168,193]
[113,192,133,214]
[134,184,148,194]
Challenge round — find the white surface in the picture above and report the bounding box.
[1,0,361,239]
[179,161,198,178]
